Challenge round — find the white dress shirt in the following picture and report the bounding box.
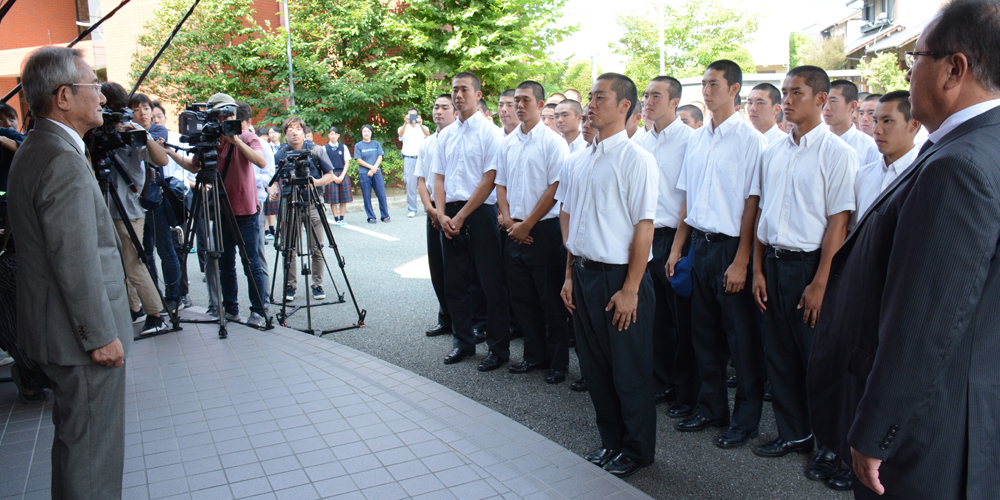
[255,140,276,205]
[634,116,693,228]
[755,124,859,252]
[631,127,647,142]
[431,112,502,204]
[400,123,425,157]
[762,124,786,147]
[559,130,658,265]
[928,98,1000,143]
[414,131,439,199]
[567,133,587,154]
[836,124,880,166]
[494,123,567,221]
[678,112,766,237]
[854,145,920,219]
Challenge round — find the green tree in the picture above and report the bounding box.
[610,0,759,85]
[789,32,812,68]
[561,59,600,99]
[860,52,909,93]
[800,36,848,70]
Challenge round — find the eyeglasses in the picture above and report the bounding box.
[51,83,102,95]
[904,51,956,69]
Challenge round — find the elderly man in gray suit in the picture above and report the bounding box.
[808,0,1000,498]
[7,47,133,499]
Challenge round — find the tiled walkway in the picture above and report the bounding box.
[0,309,653,500]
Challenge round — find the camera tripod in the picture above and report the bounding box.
[175,144,271,339]
[92,155,181,340]
[268,173,365,335]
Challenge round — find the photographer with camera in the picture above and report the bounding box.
[165,93,269,327]
[100,82,170,336]
[274,116,336,302]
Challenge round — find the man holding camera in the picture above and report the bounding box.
[398,107,430,218]
[274,116,336,302]
[8,46,133,500]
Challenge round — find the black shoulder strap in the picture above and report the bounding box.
[219,143,234,181]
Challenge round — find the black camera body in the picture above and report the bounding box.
[178,103,241,146]
[84,107,147,162]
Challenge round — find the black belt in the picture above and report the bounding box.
[575,257,627,271]
[654,226,675,237]
[445,201,466,210]
[693,229,735,243]
[765,246,821,261]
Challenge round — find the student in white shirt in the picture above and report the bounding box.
[855,91,923,219]
[747,83,786,146]
[670,59,767,450]
[497,89,519,137]
[432,72,511,371]
[633,76,699,418]
[858,93,882,137]
[398,107,430,217]
[750,65,858,461]
[495,81,569,384]
[559,72,659,478]
[824,80,881,166]
[555,99,585,153]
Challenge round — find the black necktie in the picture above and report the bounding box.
[919,140,934,155]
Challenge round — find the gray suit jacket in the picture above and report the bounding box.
[7,118,132,366]
[808,106,1000,498]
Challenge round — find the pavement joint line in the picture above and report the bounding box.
[329,219,400,241]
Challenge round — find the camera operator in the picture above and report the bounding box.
[100,82,170,336]
[274,116,336,302]
[165,93,269,327]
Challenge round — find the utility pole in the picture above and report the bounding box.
[658,1,664,75]
[282,0,296,109]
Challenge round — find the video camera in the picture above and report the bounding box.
[178,103,241,146]
[84,107,147,162]
[269,148,317,191]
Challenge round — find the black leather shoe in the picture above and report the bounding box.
[675,414,728,432]
[715,427,759,448]
[763,383,773,402]
[583,448,619,467]
[477,351,507,372]
[603,453,648,478]
[545,369,566,384]
[508,360,547,374]
[667,403,697,419]
[443,348,474,365]
[570,378,588,392]
[654,387,677,404]
[473,328,486,344]
[753,436,814,457]
[426,324,451,337]
[826,469,853,491]
[726,374,738,388]
[806,446,841,481]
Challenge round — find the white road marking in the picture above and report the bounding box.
[394,255,431,279]
[329,219,400,241]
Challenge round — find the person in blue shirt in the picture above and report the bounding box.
[354,124,390,223]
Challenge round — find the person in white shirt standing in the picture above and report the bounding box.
[555,99,586,154]
[559,72,659,478]
[750,66,858,464]
[747,83,785,146]
[432,71,511,371]
[854,91,922,219]
[496,80,570,384]
[824,80,881,166]
[633,76,699,418]
[670,59,767,450]
[399,107,430,218]
[858,93,882,137]
[497,89,519,137]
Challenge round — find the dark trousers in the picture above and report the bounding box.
[441,202,511,358]
[143,201,181,301]
[763,251,820,441]
[359,169,390,221]
[648,227,700,404]
[573,262,656,464]
[689,231,764,431]
[426,211,451,328]
[504,218,568,369]
[220,213,267,316]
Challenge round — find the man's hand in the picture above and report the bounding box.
[332,176,343,185]
[439,214,458,238]
[367,169,375,177]
[606,287,639,331]
[91,338,124,368]
[446,213,466,236]
[723,259,748,293]
[267,184,279,202]
[0,136,17,152]
[428,208,441,230]
[798,281,825,327]
[752,272,768,312]
[507,221,534,245]
[851,447,885,495]
[666,249,681,277]
[561,277,575,313]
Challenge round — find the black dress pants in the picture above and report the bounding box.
[504,219,568,370]
[573,261,656,464]
[441,202,511,358]
[689,231,764,432]
[648,227,700,404]
[426,213,451,329]
[763,250,820,441]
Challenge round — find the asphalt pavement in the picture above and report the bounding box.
[179,204,851,500]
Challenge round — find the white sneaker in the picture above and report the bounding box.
[407,211,416,218]
[0,352,13,366]
[246,312,266,328]
[224,312,241,322]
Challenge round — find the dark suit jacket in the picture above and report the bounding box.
[7,118,132,366]
[808,105,1000,499]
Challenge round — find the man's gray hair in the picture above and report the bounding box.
[21,46,86,117]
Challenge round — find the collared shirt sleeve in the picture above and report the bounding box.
[743,132,765,199]
[558,155,575,211]
[629,150,659,223]
[547,137,567,186]
[431,128,446,176]
[494,139,509,187]
[676,148,689,192]
[825,145,859,216]
[482,122,502,173]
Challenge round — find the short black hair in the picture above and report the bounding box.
[734,94,742,108]
[924,0,1000,92]
[596,72,639,121]
[500,89,515,99]
[650,76,683,101]
[863,93,884,103]
[407,107,418,113]
[515,80,545,102]
[328,126,340,134]
[706,59,743,89]
[100,82,128,109]
[879,90,913,121]
[477,99,488,114]
[830,79,859,103]
[550,92,566,101]
[281,116,306,134]
[452,71,481,92]
[150,100,166,114]
[127,92,152,110]
[752,83,781,106]
[236,101,252,122]
[0,103,16,120]
[556,99,583,116]
[786,65,831,97]
[677,104,704,123]
[361,124,374,134]
[543,102,558,110]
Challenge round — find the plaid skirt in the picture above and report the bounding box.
[263,186,281,216]
[324,174,354,204]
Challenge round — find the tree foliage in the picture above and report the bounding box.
[800,36,848,70]
[860,52,908,93]
[789,32,812,68]
[610,0,759,86]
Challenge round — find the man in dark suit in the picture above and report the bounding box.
[8,47,133,499]
[808,1,1000,498]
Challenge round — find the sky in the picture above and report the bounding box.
[549,0,854,74]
